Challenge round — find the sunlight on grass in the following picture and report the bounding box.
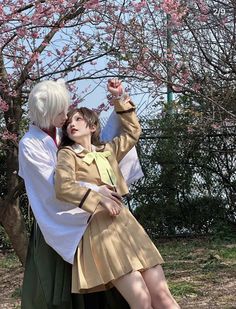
[1,237,235,308]
[169,281,200,297]
[219,247,236,260]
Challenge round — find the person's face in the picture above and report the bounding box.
[66,112,96,143]
[53,110,68,128]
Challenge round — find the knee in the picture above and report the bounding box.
[131,292,152,309]
[151,288,179,309]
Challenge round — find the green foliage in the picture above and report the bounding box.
[130,95,236,237]
[0,251,19,268]
[212,221,236,242]
[19,193,33,234]
[159,237,236,306]
[0,225,12,249]
[219,247,236,260]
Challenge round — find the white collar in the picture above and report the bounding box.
[71,143,96,154]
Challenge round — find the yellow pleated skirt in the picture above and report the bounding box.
[72,206,164,294]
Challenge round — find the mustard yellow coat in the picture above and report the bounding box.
[55,97,164,293]
[55,97,141,214]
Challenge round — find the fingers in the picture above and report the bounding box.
[108,77,121,88]
[100,197,123,217]
[107,78,123,96]
[110,204,121,217]
[99,185,122,203]
[110,191,122,203]
[109,195,122,207]
[111,199,123,216]
[106,198,122,217]
[110,196,122,206]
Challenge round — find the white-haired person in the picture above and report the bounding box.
[54,78,180,309]
[18,79,131,309]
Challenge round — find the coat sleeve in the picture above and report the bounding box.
[109,97,142,163]
[101,110,144,185]
[55,149,102,214]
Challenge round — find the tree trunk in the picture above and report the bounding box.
[0,137,29,266]
[0,200,28,266]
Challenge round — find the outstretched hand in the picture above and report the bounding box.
[107,78,124,97]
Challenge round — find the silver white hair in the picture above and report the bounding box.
[28,79,70,129]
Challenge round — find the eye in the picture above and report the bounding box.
[66,121,71,127]
[76,116,83,121]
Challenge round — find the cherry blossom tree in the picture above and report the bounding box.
[86,0,236,121]
[1,0,235,264]
[0,0,122,264]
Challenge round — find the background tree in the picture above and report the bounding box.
[96,0,236,119]
[130,96,235,237]
[0,0,124,264]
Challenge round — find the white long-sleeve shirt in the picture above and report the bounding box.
[18,125,90,264]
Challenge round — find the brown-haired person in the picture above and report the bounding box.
[54,78,180,309]
[18,79,129,309]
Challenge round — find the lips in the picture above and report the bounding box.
[70,128,78,134]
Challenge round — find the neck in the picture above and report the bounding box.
[75,137,92,152]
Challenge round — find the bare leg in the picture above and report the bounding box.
[142,265,180,309]
[113,271,153,309]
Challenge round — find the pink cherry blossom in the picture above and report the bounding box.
[0,98,9,112]
[1,130,17,142]
[84,0,100,9]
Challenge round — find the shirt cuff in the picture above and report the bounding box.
[113,94,136,113]
[79,189,101,214]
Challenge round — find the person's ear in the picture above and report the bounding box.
[90,124,97,133]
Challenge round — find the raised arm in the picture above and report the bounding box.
[106,79,142,163]
[101,111,144,185]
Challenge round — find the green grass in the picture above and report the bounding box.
[169,281,201,297]
[154,236,236,306]
[0,252,20,268]
[157,237,236,264]
[219,247,236,260]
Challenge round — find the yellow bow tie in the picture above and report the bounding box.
[83,151,117,186]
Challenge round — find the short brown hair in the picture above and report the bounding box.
[59,107,103,149]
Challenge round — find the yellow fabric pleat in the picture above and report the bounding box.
[72,207,164,293]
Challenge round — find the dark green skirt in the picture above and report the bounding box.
[21,222,129,309]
